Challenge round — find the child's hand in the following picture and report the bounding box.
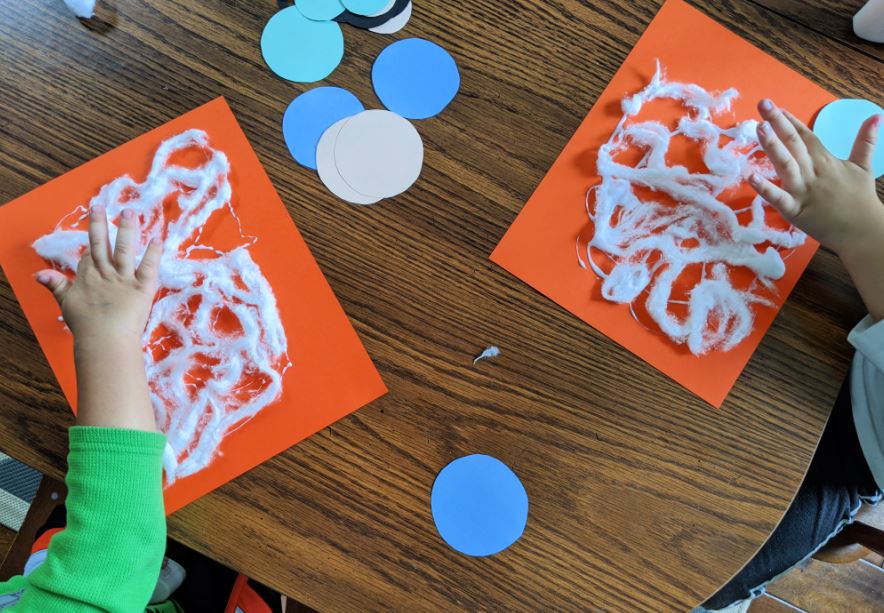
[35,205,162,345]
[748,99,883,256]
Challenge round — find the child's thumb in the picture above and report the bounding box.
[36,270,70,303]
[848,113,880,172]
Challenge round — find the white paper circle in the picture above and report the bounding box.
[317,118,382,205]
[369,1,412,33]
[334,110,424,198]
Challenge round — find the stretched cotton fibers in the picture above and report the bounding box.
[580,63,805,355]
[33,130,290,483]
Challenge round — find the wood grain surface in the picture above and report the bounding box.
[0,1,881,611]
[753,0,884,62]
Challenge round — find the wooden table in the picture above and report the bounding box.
[0,1,881,610]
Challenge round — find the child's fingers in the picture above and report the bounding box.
[35,269,71,304]
[113,209,137,275]
[780,109,826,157]
[758,100,812,175]
[749,173,800,219]
[87,205,112,273]
[135,238,163,285]
[76,248,93,277]
[756,121,803,192]
[848,114,881,172]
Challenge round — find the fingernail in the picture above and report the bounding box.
[36,273,49,284]
[758,121,770,135]
[760,99,773,112]
[91,205,104,216]
[749,173,760,184]
[122,209,133,220]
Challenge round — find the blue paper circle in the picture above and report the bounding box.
[297,0,346,21]
[261,7,345,83]
[431,454,528,557]
[372,38,460,120]
[283,87,364,170]
[813,99,884,179]
[342,0,390,16]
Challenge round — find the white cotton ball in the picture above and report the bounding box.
[730,119,760,144]
[33,230,88,272]
[678,118,717,140]
[755,247,787,279]
[601,261,652,304]
[63,0,97,18]
[621,94,643,116]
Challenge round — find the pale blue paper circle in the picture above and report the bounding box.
[261,7,345,83]
[342,0,390,16]
[813,98,884,179]
[296,0,346,21]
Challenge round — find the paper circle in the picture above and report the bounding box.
[372,38,460,120]
[296,0,345,21]
[813,99,884,179]
[342,0,389,16]
[282,87,364,170]
[369,0,412,33]
[261,7,345,83]
[335,0,408,28]
[316,118,382,205]
[367,0,396,16]
[334,110,424,198]
[431,455,529,557]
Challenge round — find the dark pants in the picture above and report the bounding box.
[703,378,882,609]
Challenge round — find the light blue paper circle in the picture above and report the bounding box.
[813,99,884,179]
[372,38,460,120]
[431,454,529,557]
[342,0,390,16]
[296,0,346,21]
[282,87,364,170]
[261,6,345,83]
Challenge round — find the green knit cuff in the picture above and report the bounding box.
[68,426,167,456]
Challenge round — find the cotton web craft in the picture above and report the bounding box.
[580,63,806,355]
[33,130,290,483]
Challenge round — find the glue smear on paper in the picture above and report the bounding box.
[32,130,290,484]
[581,62,805,355]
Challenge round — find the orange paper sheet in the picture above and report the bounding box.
[490,0,835,407]
[0,98,387,513]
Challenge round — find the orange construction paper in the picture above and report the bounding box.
[0,97,387,513]
[490,0,835,407]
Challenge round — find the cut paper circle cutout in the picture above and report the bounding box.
[282,87,364,170]
[813,99,884,179]
[431,454,529,557]
[261,7,345,83]
[63,0,96,18]
[342,0,389,16]
[317,118,382,205]
[296,0,345,21]
[368,0,396,16]
[334,110,424,198]
[369,0,412,33]
[336,0,409,28]
[372,38,460,119]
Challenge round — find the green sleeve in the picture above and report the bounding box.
[0,427,167,612]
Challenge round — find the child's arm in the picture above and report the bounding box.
[0,206,167,611]
[748,102,884,321]
[38,205,161,430]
